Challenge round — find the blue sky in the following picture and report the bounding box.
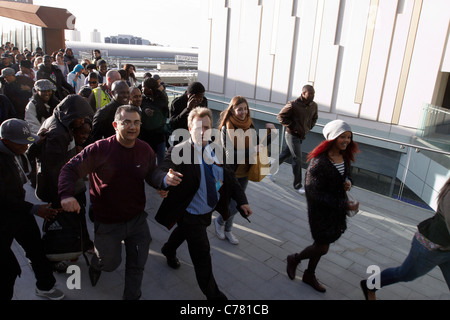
[33,0,203,48]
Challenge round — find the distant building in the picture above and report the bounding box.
[90,29,101,43]
[67,29,81,42]
[105,34,150,46]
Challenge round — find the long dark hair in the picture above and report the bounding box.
[123,64,136,81]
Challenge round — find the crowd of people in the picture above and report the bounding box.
[1,42,449,301]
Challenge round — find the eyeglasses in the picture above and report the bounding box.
[89,81,98,84]
[119,120,142,127]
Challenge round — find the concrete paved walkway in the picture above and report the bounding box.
[11,163,449,301]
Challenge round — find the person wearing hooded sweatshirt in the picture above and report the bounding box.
[0,119,64,300]
[35,95,94,267]
[67,64,86,95]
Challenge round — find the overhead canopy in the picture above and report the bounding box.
[0,2,75,29]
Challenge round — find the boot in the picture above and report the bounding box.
[302,269,326,293]
[286,254,299,280]
[360,280,377,300]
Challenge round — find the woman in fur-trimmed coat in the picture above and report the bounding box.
[286,120,360,293]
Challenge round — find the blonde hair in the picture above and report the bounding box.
[187,107,212,129]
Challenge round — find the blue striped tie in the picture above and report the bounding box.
[204,162,217,207]
[203,147,218,208]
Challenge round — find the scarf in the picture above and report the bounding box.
[33,92,59,123]
[226,114,253,149]
[226,114,254,178]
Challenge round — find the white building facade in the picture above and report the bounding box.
[198,0,450,209]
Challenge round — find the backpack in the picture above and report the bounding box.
[42,211,90,264]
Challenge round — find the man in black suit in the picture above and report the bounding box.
[153,107,252,300]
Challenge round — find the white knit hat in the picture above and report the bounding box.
[323,120,352,140]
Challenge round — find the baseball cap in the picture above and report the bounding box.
[34,79,56,91]
[0,119,39,144]
[1,67,15,77]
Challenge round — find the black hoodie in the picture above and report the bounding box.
[36,95,94,205]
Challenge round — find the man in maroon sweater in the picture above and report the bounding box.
[58,105,172,300]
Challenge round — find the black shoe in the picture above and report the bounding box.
[161,245,180,269]
[286,254,299,280]
[360,280,377,300]
[52,261,68,273]
[89,265,101,287]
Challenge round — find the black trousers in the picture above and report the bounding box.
[1,213,56,299]
[163,211,227,300]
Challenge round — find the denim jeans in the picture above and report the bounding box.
[216,177,248,232]
[380,237,450,289]
[154,141,166,165]
[279,132,303,189]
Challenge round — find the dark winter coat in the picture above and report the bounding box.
[36,64,74,100]
[0,141,33,278]
[91,99,122,142]
[36,95,94,206]
[305,153,352,244]
[0,94,16,123]
[2,76,34,119]
[140,94,169,148]
[169,92,208,131]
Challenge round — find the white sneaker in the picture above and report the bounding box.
[297,187,305,195]
[214,218,225,240]
[225,231,239,245]
[35,287,65,300]
[268,158,279,180]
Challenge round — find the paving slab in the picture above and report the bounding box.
[10,163,449,302]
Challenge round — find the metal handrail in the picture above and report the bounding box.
[423,104,450,116]
[166,88,450,156]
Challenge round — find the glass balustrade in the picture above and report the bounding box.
[165,88,449,212]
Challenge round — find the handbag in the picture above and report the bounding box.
[248,144,269,182]
[346,191,359,217]
[42,211,84,262]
